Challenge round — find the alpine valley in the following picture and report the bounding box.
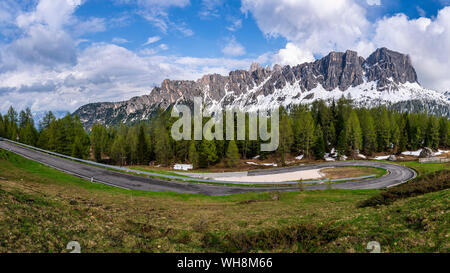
[73,48,450,129]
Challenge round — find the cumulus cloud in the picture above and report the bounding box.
[273,43,315,66]
[0,0,84,71]
[241,0,371,57]
[0,41,267,113]
[226,18,243,32]
[125,0,193,36]
[143,36,161,45]
[222,37,246,56]
[199,0,223,18]
[242,0,450,92]
[366,0,381,6]
[370,7,450,91]
[112,37,130,44]
[0,0,267,114]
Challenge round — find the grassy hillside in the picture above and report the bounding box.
[0,149,448,253]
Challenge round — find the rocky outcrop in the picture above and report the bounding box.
[388,155,397,161]
[73,48,449,129]
[419,148,435,158]
[364,48,418,90]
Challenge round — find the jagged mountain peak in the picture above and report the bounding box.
[73,48,449,129]
[364,47,418,89]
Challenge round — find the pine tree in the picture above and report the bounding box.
[111,135,127,166]
[91,124,104,162]
[346,110,362,154]
[390,120,401,153]
[398,128,408,154]
[199,140,218,168]
[360,111,377,155]
[376,109,390,152]
[136,125,148,165]
[22,122,38,146]
[39,111,55,130]
[6,106,18,140]
[439,118,449,148]
[0,115,4,138]
[225,140,240,167]
[313,130,325,160]
[295,111,315,157]
[337,130,347,157]
[279,112,293,166]
[188,141,199,169]
[155,121,171,166]
[425,115,439,149]
[71,136,85,159]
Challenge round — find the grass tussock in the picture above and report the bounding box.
[202,222,343,253]
[0,148,449,253]
[359,170,450,208]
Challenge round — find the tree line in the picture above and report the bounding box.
[0,98,449,169]
[0,107,90,159]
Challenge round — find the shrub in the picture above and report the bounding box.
[202,223,342,252]
[359,170,450,207]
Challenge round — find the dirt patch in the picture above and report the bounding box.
[320,167,380,179]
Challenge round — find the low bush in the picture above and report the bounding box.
[359,170,450,208]
[202,222,342,252]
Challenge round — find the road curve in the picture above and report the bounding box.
[0,139,416,196]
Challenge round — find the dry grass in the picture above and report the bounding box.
[0,149,448,253]
[320,167,385,179]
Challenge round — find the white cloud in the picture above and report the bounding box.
[0,41,269,113]
[366,0,381,6]
[72,17,107,36]
[136,0,189,8]
[241,0,371,57]
[273,43,315,66]
[370,8,450,91]
[222,37,246,56]
[199,0,223,18]
[0,0,107,71]
[242,0,450,92]
[0,0,83,70]
[143,36,161,45]
[159,44,169,50]
[124,0,193,36]
[112,37,130,44]
[226,18,243,32]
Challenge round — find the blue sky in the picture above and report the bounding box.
[73,0,286,58]
[1,0,450,114]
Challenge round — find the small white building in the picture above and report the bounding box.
[173,164,193,171]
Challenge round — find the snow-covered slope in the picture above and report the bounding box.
[73,48,450,129]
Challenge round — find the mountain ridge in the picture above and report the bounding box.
[74,48,449,129]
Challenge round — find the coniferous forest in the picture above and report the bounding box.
[1,98,449,168]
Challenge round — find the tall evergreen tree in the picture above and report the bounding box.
[360,111,377,155]
[279,111,293,166]
[154,121,171,166]
[425,115,440,149]
[199,140,218,168]
[313,126,326,160]
[188,141,199,169]
[346,110,362,154]
[39,111,55,131]
[438,117,449,148]
[137,125,149,165]
[0,115,4,138]
[376,109,391,152]
[295,111,315,157]
[225,140,240,167]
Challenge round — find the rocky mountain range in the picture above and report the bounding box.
[73,48,450,129]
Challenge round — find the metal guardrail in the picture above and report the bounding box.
[0,137,377,185]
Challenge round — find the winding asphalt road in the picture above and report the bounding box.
[0,139,416,196]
